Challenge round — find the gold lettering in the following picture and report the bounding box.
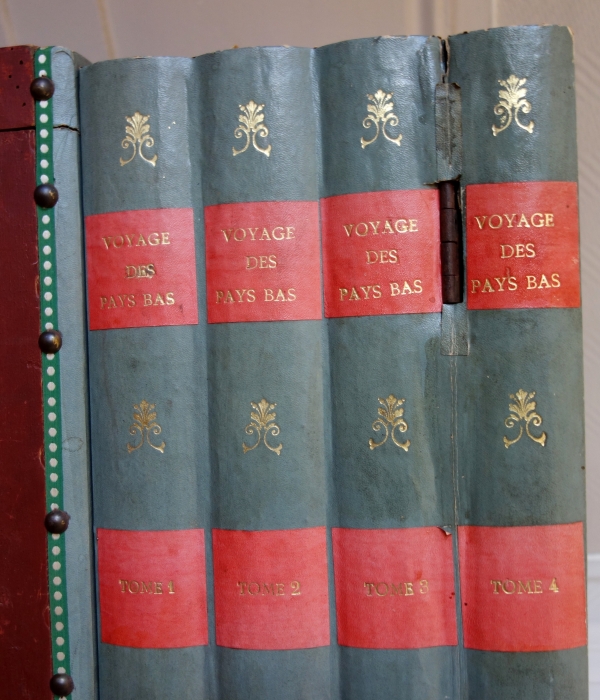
[155,581,163,594]
[419,579,429,594]
[517,213,531,228]
[501,579,516,594]
[475,216,488,229]
[538,274,551,289]
[291,581,301,596]
[405,582,414,596]
[119,579,128,592]
[491,580,502,594]
[517,580,532,594]
[533,580,543,594]
[375,582,389,597]
[549,578,560,593]
[489,214,503,229]
[530,212,544,227]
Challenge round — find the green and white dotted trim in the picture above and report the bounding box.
[35,47,72,693]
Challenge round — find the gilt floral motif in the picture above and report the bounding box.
[369,394,410,451]
[492,75,535,136]
[232,101,272,157]
[127,400,165,453]
[503,389,547,448]
[361,89,403,149]
[243,398,282,455]
[120,112,158,166]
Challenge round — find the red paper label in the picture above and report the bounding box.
[459,523,587,651]
[86,208,198,330]
[212,528,330,650]
[204,201,322,323]
[321,189,441,318]
[466,182,580,310]
[97,528,208,648]
[332,527,458,649]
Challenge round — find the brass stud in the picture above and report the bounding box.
[44,510,70,534]
[39,329,62,354]
[50,673,75,696]
[34,183,59,208]
[30,77,55,101]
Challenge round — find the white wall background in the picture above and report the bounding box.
[1,0,597,689]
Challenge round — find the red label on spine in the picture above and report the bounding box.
[332,527,458,649]
[459,523,587,651]
[85,208,198,330]
[466,181,580,310]
[97,528,208,648]
[204,201,322,323]
[212,528,330,649]
[321,189,441,318]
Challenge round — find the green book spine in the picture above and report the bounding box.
[449,26,587,699]
[196,47,333,699]
[80,57,214,698]
[317,36,458,699]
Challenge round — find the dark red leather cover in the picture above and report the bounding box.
[0,128,53,696]
[0,46,35,131]
[332,527,458,648]
[459,523,587,651]
[212,527,330,649]
[85,208,198,330]
[204,201,322,323]
[97,528,208,648]
[466,181,580,309]
[321,189,441,318]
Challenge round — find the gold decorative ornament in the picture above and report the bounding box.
[361,89,403,149]
[242,398,282,455]
[232,101,271,157]
[127,400,165,453]
[120,112,158,166]
[503,389,547,448]
[492,75,535,136]
[369,395,410,451]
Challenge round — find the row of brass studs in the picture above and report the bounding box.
[32,48,75,700]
